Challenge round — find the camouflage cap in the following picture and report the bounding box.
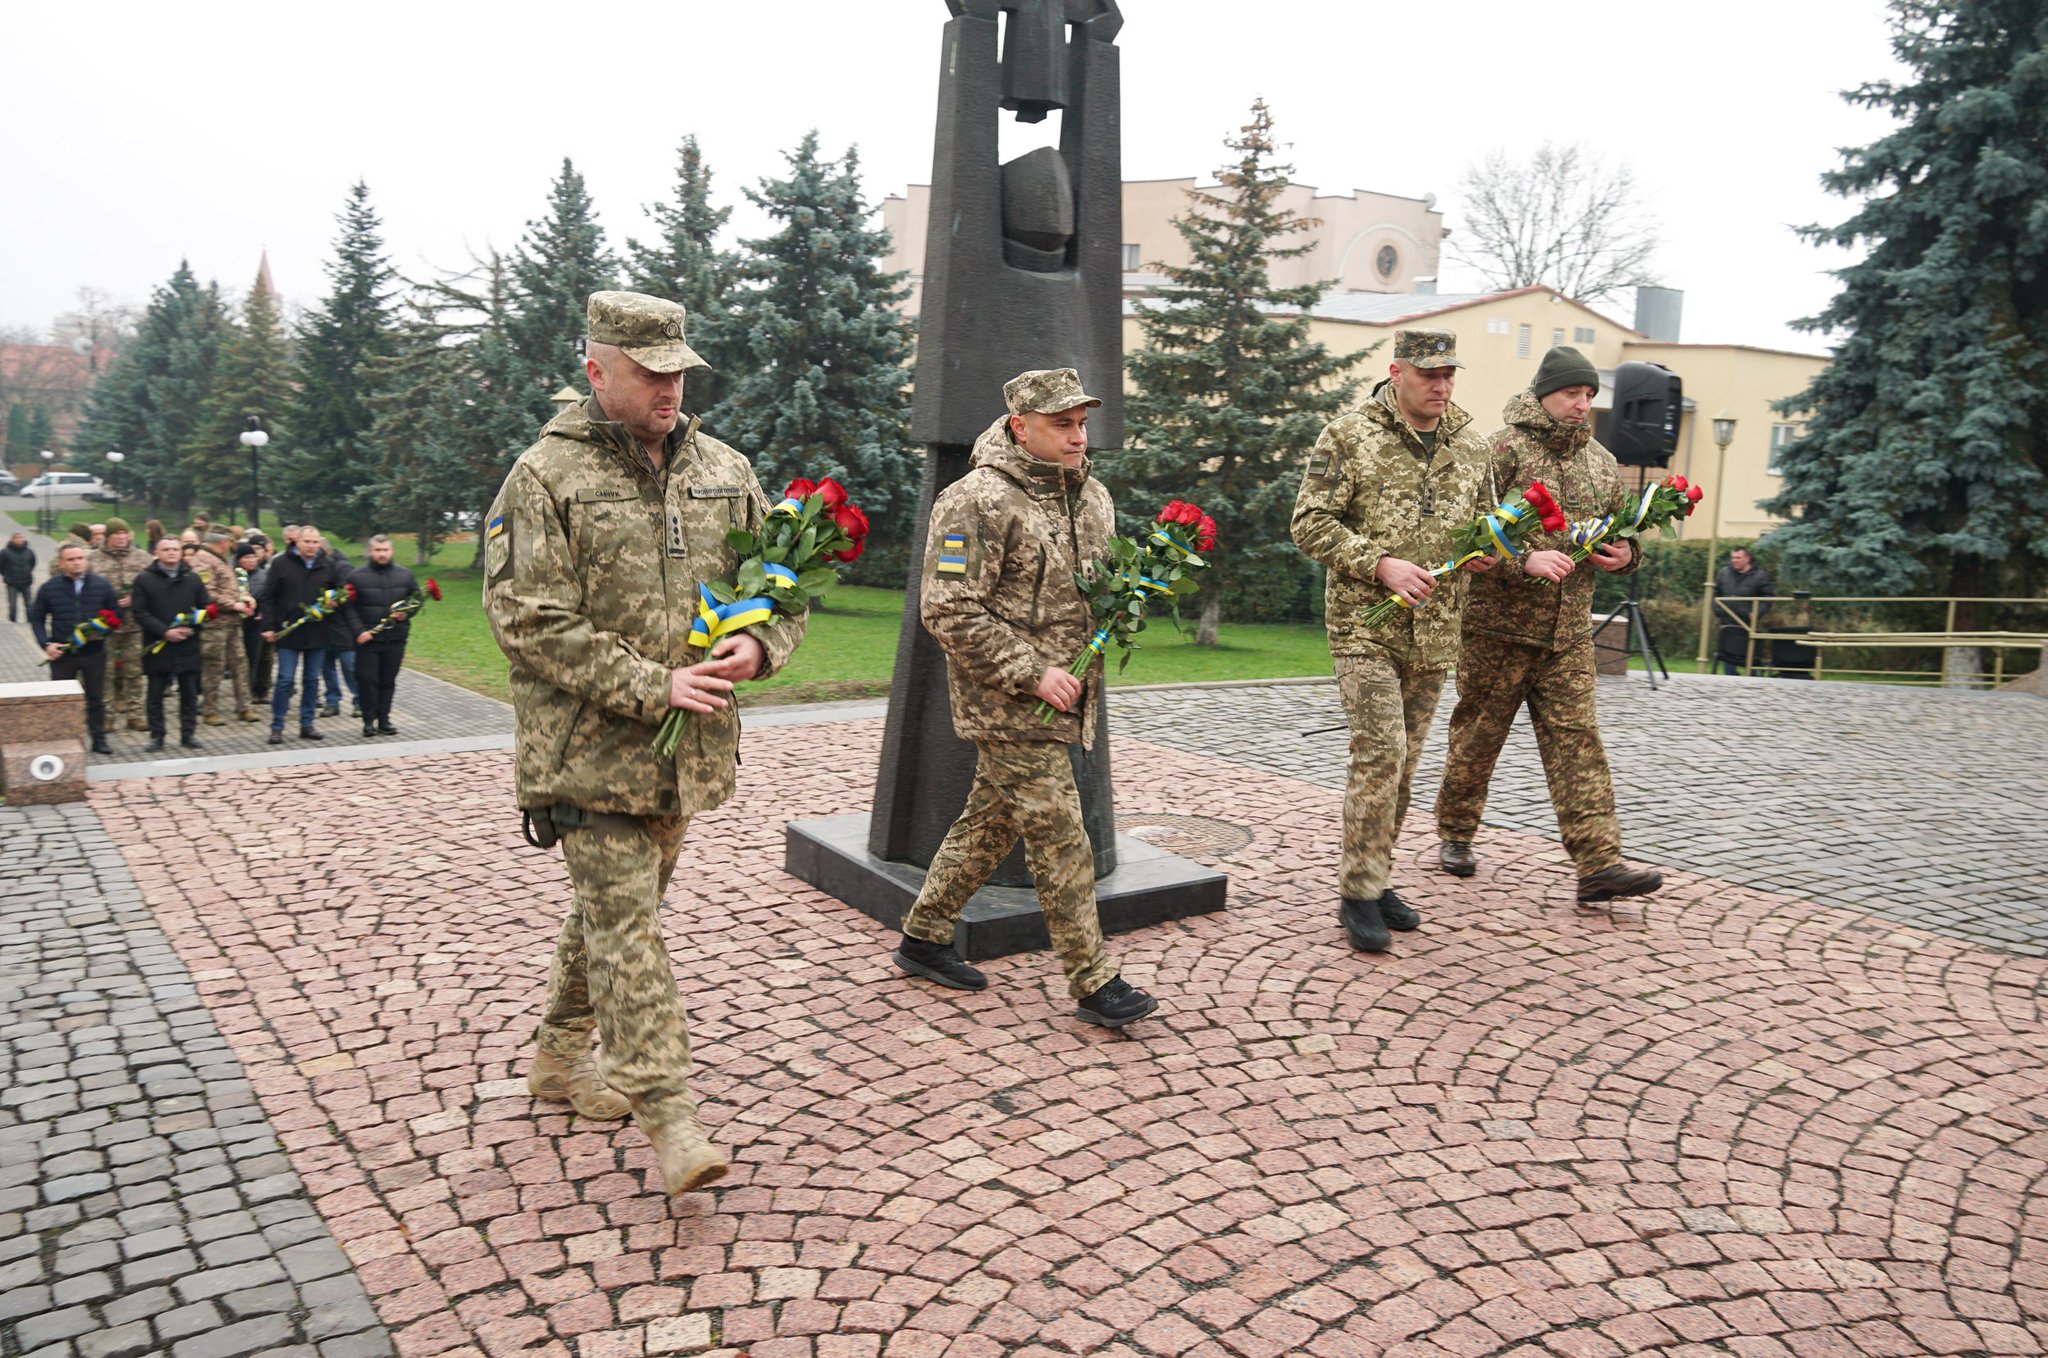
[1394,328,1463,370]
[1003,368,1103,416]
[585,291,710,374]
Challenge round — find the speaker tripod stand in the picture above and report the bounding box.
[1597,596,1670,689]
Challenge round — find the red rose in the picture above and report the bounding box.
[785,477,817,502]
[98,610,120,627]
[1686,484,1704,504]
[831,502,869,543]
[1195,515,1218,552]
[1672,475,1689,491]
[1155,501,1184,525]
[1526,482,1568,533]
[833,534,866,563]
[1180,503,1205,527]
[815,478,849,509]
[426,579,443,601]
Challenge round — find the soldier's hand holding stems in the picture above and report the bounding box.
[1589,542,1632,573]
[1034,666,1082,713]
[1524,549,1574,582]
[668,633,766,714]
[1374,556,1437,606]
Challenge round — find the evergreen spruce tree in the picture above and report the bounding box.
[287,182,398,535]
[625,135,735,414]
[507,158,616,426]
[711,133,917,582]
[1105,100,1366,644]
[1762,0,2048,639]
[184,263,294,521]
[77,262,225,515]
[23,406,55,456]
[4,403,30,458]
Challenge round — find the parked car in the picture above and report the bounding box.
[0,470,19,495]
[19,471,108,499]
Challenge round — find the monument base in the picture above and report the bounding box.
[786,814,1227,961]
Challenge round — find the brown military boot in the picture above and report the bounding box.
[1576,863,1664,903]
[127,717,147,732]
[237,708,260,722]
[204,714,227,726]
[1437,840,1476,877]
[527,1047,630,1120]
[633,1096,728,1195]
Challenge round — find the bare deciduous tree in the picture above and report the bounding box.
[1451,142,1660,304]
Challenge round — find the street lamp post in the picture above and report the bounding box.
[36,450,56,538]
[104,450,125,521]
[238,418,269,530]
[1694,412,1738,668]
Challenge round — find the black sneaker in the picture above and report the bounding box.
[1377,888,1420,932]
[300,726,325,741]
[892,935,988,991]
[1341,896,1390,953]
[1076,977,1157,1028]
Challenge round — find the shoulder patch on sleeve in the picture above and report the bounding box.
[936,532,968,575]
[486,512,512,580]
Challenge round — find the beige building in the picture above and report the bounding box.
[880,178,1446,319]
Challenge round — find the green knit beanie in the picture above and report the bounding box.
[1533,346,1599,398]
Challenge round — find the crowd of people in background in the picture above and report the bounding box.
[17,516,418,753]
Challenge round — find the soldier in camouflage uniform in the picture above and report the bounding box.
[1292,330,1497,953]
[890,368,1158,1029]
[191,532,256,724]
[1434,347,1664,903]
[89,518,151,732]
[484,292,806,1195]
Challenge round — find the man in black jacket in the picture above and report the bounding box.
[2,531,35,621]
[133,536,211,751]
[343,534,417,738]
[237,540,274,702]
[257,524,345,743]
[30,540,120,754]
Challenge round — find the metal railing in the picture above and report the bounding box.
[1711,595,2048,686]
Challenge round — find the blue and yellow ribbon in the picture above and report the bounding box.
[1482,499,1532,557]
[1569,515,1614,551]
[762,562,797,589]
[1084,624,1112,656]
[771,497,804,517]
[1392,549,1490,609]
[686,583,775,649]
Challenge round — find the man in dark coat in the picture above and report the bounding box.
[257,524,346,743]
[29,540,120,753]
[1713,547,1775,674]
[342,534,418,738]
[237,540,274,701]
[132,536,211,751]
[1,531,36,621]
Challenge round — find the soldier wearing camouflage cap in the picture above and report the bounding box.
[89,517,151,732]
[484,290,806,1195]
[888,368,1158,1029]
[1291,329,1497,953]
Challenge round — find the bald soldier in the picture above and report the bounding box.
[485,292,805,1196]
[1292,330,1497,953]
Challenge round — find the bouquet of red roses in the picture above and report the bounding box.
[651,476,870,758]
[44,609,122,663]
[365,579,442,640]
[1557,472,1705,566]
[1359,481,1568,627]
[274,584,356,642]
[149,603,220,654]
[1033,499,1216,723]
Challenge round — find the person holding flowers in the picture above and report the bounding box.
[889,367,1158,1030]
[28,540,120,754]
[256,524,349,744]
[344,535,422,738]
[484,292,806,1197]
[132,535,212,752]
[1435,347,1664,904]
[1292,329,1498,954]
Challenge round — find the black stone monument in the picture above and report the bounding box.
[784,0,1227,960]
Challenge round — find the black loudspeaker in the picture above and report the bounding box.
[1597,361,1683,468]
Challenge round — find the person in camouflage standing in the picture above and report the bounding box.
[191,531,257,725]
[484,292,806,1196]
[89,517,151,733]
[1292,330,1497,953]
[1434,347,1664,903]
[889,368,1158,1029]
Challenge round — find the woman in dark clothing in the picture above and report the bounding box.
[131,536,211,751]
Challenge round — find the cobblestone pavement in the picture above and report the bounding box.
[0,508,510,769]
[1117,674,2048,958]
[75,720,2048,1358]
[0,801,393,1358]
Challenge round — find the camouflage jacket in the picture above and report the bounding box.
[190,548,246,625]
[1463,388,1641,651]
[1291,379,1494,666]
[484,396,806,817]
[922,416,1113,750]
[87,544,150,618]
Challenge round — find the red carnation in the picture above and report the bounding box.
[831,502,870,546]
[1195,515,1218,553]
[425,579,443,601]
[815,478,849,509]
[785,477,817,502]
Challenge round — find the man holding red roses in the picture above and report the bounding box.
[890,368,1158,1029]
[485,292,807,1196]
[1434,347,1664,904]
[1292,329,1496,953]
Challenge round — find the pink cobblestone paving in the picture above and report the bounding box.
[94,719,2048,1358]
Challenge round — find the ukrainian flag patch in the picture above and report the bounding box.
[936,532,967,576]
[487,514,506,540]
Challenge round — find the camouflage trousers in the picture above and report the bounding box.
[199,620,250,719]
[1333,647,1448,900]
[1437,633,1621,876]
[106,625,145,726]
[904,740,1115,999]
[539,811,697,1111]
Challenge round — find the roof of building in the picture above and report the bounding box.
[1126,283,1642,334]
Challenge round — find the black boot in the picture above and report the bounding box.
[1076,977,1158,1028]
[300,725,324,741]
[892,934,988,991]
[180,735,203,750]
[1577,863,1663,903]
[144,736,165,752]
[363,721,378,738]
[1377,888,1421,932]
[91,736,112,755]
[1341,896,1389,952]
[267,729,284,745]
[1438,840,1476,877]
[377,721,398,736]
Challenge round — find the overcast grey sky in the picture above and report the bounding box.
[2,0,1901,354]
